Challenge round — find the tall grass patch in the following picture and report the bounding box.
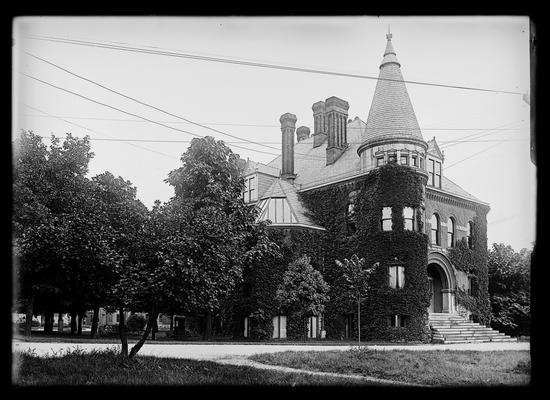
[250,349,530,386]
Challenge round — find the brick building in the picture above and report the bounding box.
[239,32,512,342]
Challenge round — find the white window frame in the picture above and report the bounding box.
[389,265,405,289]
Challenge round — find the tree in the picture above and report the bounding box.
[164,136,271,340]
[13,131,94,336]
[275,255,330,341]
[488,243,531,337]
[335,255,375,345]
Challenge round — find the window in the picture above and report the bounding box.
[389,265,405,289]
[403,207,415,231]
[428,159,435,186]
[467,221,474,249]
[272,315,287,339]
[346,191,357,234]
[243,175,257,203]
[435,161,442,188]
[447,217,455,248]
[388,153,397,163]
[400,154,408,165]
[389,315,407,327]
[381,207,392,231]
[419,157,424,169]
[376,156,385,166]
[411,155,418,167]
[431,213,440,246]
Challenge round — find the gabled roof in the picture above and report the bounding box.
[363,34,424,144]
[427,137,444,160]
[257,178,325,230]
[243,159,280,177]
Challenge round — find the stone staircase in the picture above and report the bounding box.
[429,313,517,344]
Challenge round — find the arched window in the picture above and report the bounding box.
[381,207,392,231]
[467,221,474,249]
[346,191,357,235]
[447,217,455,248]
[403,207,415,231]
[431,213,440,246]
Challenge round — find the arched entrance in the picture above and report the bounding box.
[427,262,456,313]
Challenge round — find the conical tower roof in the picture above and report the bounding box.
[363,32,424,144]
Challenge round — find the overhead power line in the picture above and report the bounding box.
[20,113,528,132]
[23,34,525,96]
[19,102,179,160]
[21,50,325,161]
[445,141,505,170]
[19,72,330,161]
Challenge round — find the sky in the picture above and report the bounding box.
[12,16,536,252]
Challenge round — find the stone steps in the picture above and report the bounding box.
[428,313,516,344]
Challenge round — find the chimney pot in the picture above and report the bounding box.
[296,126,310,142]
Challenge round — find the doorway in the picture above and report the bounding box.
[427,264,445,313]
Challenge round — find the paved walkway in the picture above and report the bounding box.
[12,341,530,360]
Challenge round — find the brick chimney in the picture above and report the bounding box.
[325,96,349,165]
[296,126,310,142]
[312,101,327,148]
[280,113,297,182]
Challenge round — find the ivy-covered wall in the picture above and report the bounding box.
[231,228,327,340]
[448,212,491,325]
[352,164,431,342]
[235,162,488,342]
[299,163,431,342]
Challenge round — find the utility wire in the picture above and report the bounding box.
[19,72,328,161]
[23,34,525,96]
[445,142,505,170]
[20,113,528,132]
[19,102,179,160]
[21,50,325,161]
[20,72,282,158]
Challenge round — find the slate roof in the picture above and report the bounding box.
[251,34,487,216]
[363,36,423,144]
[244,159,280,177]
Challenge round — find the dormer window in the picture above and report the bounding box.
[388,153,397,164]
[400,154,408,165]
[428,158,442,188]
[376,156,385,167]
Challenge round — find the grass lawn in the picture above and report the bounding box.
[12,348,376,386]
[250,349,531,386]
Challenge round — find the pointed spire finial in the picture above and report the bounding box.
[386,25,392,41]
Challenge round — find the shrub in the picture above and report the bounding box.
[126,314,147,333]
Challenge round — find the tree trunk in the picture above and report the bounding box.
[44,310,53,334]
[70,311,77,335]
[202,311,212,341]
[129,304,159,359]
[357,297,361,346]
[77,312,83,336]
[24,297,34,337]
[57,312,64,333]
[118,307,128,358]
[90,304,100,337]
[151,316,158,341]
